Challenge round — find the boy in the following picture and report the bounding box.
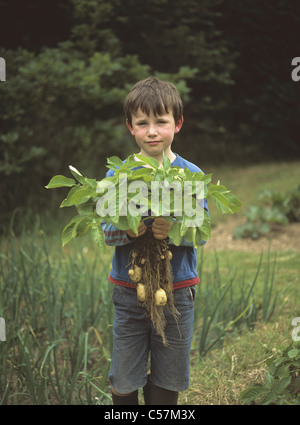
[101,77,208,405]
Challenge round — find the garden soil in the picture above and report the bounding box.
[205,218,300,253]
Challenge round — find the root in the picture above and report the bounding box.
[129,232,179,345]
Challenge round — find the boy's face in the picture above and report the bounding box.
[126,109,183,161]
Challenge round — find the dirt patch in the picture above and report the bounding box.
[205,218,300,253]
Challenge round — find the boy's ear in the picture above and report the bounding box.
[174,116,184,134]
[126,119,135,135]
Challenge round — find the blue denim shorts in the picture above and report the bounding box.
[108,284,195,394]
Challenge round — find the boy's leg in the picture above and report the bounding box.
[111,386,139,405]
[146,287,195,404]
[109,286,150,401]
[143,376,178,405]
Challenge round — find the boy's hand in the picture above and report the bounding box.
[126,221,147,238]
[152,217,172,240]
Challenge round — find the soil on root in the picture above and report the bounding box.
[129,231,179,346]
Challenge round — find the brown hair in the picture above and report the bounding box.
[123,76,183,126]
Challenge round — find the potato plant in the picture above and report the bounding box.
[241,340,300,405]
[46,154,241,344]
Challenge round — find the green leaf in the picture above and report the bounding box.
[208,184,242,214]
[183,166,192,180]
[276,376,291,394]
[162,153,171,170]
[181,227,201,247]
[131,167,154,180]
[84,177,98,189]
[288,349,300,358]
[127,212,141,235]
[276,365,290,379]
[47,154,242,250]
[260,391,278,405]
[68,186,95,206]
[115,215,130,230]
[123,155,145,169]
[268,359,279,375]
[168,221,182,246]
[61,224,76,246]
[69,165,85,184]
[190,228,197,246]
[61,216,81,246]
[265,371,274,389]
[180,217,188,237]
[91,225,105,252]
[60,185,81,207]
[226,192,242,213]
[106,164,120,171]
[240,384,267,403]
[193,172,212,185]
[153,168,164,182]
[61,215,95,245]
[76,202,94,216]
[45,175,76,189]
[107,156,124,167]
[209,186,230,213]
[135,154,160,169]
[76,216,93,236]
[198,215,211,240]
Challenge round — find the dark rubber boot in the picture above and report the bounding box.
[112,389,139,405]
[143,378,178,405]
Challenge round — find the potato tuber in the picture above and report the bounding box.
[128,266,142,282]
[137,283,146,302]
[128,232,178,346]
[166,250,173,260]
[155,288,167,306]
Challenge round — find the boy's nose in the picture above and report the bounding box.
[148,124,158,135]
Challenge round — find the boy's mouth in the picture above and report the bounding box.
[146,141,161,145]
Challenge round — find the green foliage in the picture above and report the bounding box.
[1,0,237,227]
[194,251,258,357]
[194,248,283,357]
[0,44,149,177]
[0,44,151,227]
[259,187,300,223]
[0,225,114,404]
[0,224,289,404]
[46,155,241,252]
[233,205,288,240]
[241,341,300,405]
[2,0,299,231]
[234,186,300,240]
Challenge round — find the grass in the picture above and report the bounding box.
[180,159,300,404]
[206,160,300,224]
[181,248,299,405]
[0,228,115,405]
[184,321,288,405]
[1,160,299,405]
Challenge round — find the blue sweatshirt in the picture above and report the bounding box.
[101,154,208,289]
